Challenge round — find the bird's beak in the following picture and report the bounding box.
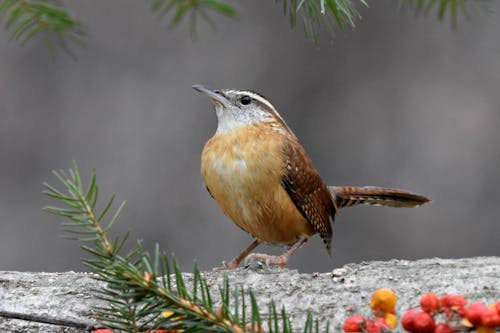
[192,85,231,108]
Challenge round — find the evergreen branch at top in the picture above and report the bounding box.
[281,0,367,42]
[394,0,488,28]
[43,162,329,332]
[150,0,237,39]
[0,0,82,49]
[149,0,367,42]
[1,0,490,50]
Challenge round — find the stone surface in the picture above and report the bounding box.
[1,257,499,332]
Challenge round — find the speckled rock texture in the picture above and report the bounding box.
[1,257,499,332]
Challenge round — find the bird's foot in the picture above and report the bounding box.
[244,252,289,268]
[213,260,239,271]
[212,239,262,271]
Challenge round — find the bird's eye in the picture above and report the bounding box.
[240,95,251,105]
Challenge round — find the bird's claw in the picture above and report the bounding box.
[213,260,239,271]
[244,253,288,268]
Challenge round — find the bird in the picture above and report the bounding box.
[193,84,431,269]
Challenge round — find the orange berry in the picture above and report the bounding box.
[94,330,115,333]
[476,327,496,333]
[466,302,489,326]
[343,315,366,332]
[420,293,440,314]
[384,313,398,328]
[434,323,454,333]
[370,288,397,314]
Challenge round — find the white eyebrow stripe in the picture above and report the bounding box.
[224,90,276,112]
[241,91,275,111]
[222,89,291,131]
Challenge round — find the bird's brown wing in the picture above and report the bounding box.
[280,138,337,253]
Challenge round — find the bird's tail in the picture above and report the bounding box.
[329,186,431,209]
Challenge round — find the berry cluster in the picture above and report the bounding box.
[92,328,172,333]
[403,293,500,333]
[344,288,399,333]
[343,290,500,333]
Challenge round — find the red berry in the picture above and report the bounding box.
[343,315,366,332]
[402,308,421,332]
[465,302,489,326]
[434,323,454,333]
[440,295,467,310]
[94,329,115,333]
[412,311,435,333]
[420,293,440,314]
[481,308,500,328]
[374,317,391,329]
[495,301,500,315]
[365,320,384,333]
[456,306,468,318]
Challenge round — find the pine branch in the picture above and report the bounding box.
[43,162,329,332]
[1,0,490,50]
[393,0,487,27]
[0,0,82,48]
[150,0,236,38]
[281,0,367,42]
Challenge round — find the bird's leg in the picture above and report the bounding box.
[244,236,308,268]
[214,239,261,270]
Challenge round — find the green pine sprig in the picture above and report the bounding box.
[1,0,488,49]
[394,0,484,27]
[0,0,82,48]
[150,0,237,38]
[282,0,367,42]
[43,162,330,332]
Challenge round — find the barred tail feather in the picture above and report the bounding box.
[329,186,431,209]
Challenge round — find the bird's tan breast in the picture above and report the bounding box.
[201,124,314,244]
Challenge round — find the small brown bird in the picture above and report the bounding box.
[193,85,431,269]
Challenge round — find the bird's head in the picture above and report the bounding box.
[193,85,289,133]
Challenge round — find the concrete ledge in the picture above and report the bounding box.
[1,257,499,332]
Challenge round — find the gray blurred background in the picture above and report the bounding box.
[1,1,499,273]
